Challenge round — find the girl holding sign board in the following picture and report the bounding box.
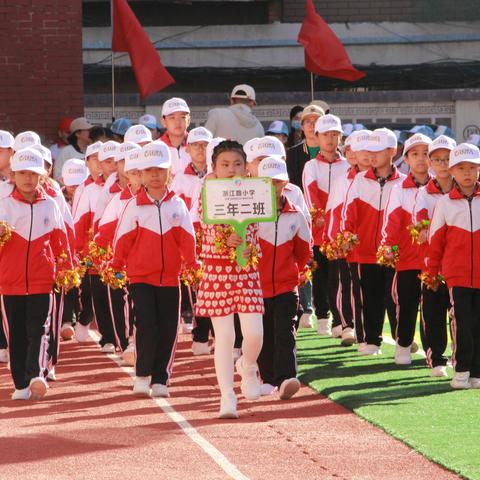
[196,140,264,419]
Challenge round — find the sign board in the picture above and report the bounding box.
[202,176,277,266]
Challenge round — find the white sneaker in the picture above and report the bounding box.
[29,377,48,400]
[450,371,470,389]
[122,344,135,366]
[151,383,169,398]
[0,348,8,363]
[47,367,57,382]
[395,344,412,365]
[11,387,31,400]
[299,313,313,329]
[100,343,115,354]
[317,317,332,336]
[232,347,242,362]
[181,322,194,334]
[60,322,75,341]
[192,341,211,356]
[359,344,382,356]
[218,391,238,419]
[133,376,151,397]
[431,365,448,378]
[357,342,367,353]
[278,378,301,400]
[235,356,261,401]
[341,327,355,346]
[469,377,480,389]
[75,322,91,343]
[331,325,343,338]
[260,383,276,396]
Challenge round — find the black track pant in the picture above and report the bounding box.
[77,274,94,327]
[328,259,354,329]
[312,246,330,319]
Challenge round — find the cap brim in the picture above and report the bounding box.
[315,127,343,134]
[12,166,46,175]
[365,145,388,152]
[449,158,480,168]
[139,161,171,170]
[64,176,87,186]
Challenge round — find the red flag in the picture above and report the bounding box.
[297,0,365,81]
[112,0,175,98]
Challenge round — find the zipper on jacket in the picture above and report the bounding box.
[25,203,34,294]
[271,212,282,296]
[468,197,474,287]
[154,200,165,285]
[375,183,384,249]
[328,163,332,194]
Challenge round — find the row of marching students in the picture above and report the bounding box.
[303,113,480,389]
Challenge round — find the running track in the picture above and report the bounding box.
[0,335,461,480]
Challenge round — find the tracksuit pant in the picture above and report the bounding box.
[1,294,52,390]
[358,263,396,346]
[421,283,450,368]
[77,274,94,327]
[328,259,354,330]
[312,246,330,319]
[186,286,213,344]
[107,286,130,351]
[129,283,180,385]
[258,291,299,387]
[349,262,364,344]
[393,270,421,348]
[0,311,7,349]
[449,287,480,376]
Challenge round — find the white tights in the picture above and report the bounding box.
[211,313,263,396]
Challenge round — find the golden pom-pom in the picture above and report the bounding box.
[376,244,400,268]
[55,268,81,293]
[0,221,13,247]
[407,219,430,244]
[100,267,128,289]
[180,265,204,287]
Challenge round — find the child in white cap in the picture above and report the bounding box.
[159,97,192,176]
[424,143,480,389]
[340,128,405,355]
[302,114,350,337]
[255,156,311,399]
[0,147,73,400]
[415,135,456,377]
[109,141,198,398]
[380,133,432,365]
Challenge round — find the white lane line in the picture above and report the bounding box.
[89,331,250,480]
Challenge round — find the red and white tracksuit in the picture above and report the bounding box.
[160,132,191,177]
[381,174,430,348]
[0,187,72,390]
[426,182,480,375]
[112,187,198,385]
[341,166,405,346]
[257,197,311,387]
[92,173,122,234]
[414,178,451,368]
[303,153,350,322]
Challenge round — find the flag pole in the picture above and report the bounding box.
[111,0,116,122]
[310,72,315,102]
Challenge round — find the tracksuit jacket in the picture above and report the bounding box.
[341,166,405,264]
[160,133,191,177]
[0,187,72,295]
[111,187,199,287]
[381,174,429,271]
[426,182,480,289]
[302,152,350,245]
[92,173,122,234]
[257,197,312,299]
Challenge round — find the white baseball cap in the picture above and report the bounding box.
[403,133,432,155]
[124,144,143,172]
[98,141,120,162]
[161,97,190,117]
[124,124,152,144]
[116,141,140,162]
[62,159,88,186]
[0,130,14,149]
[365,128,398,152]
[206,137,226,173]
[85,141,103,159]
[31,144,52,165]
[258,155,289,181]
[187,127,213,144]
[139,114,158,130]
[428,135,457,155]
[314,114,343,134]
[11,147,46,175]
[230,84,256,102]
[244,136,285,163]
[138,141,172,170]
[13,131,41,151]
[349,130,372,152]
[449,143,480,168]
[70,117,93,133]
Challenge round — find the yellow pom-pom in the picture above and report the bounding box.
[407,220,430,244]
[180,265,204,287]
[0,221,13,247]
[100,267,128,289]
[376,244,400,268]
[55,268,81,293]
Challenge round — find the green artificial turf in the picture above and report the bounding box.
[297,330,480,480]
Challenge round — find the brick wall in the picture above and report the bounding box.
[0,0,84,144]
[283,0,480,23]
